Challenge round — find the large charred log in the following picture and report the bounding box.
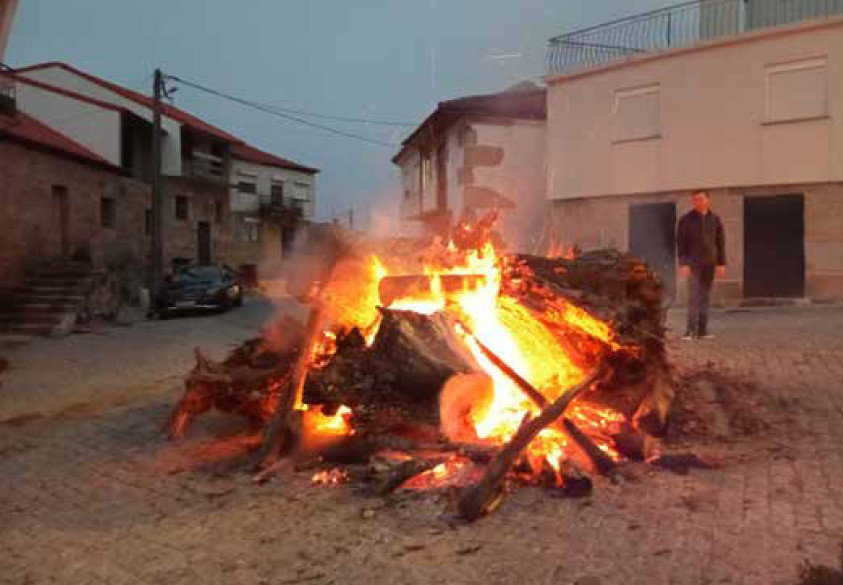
[502,251,672,434]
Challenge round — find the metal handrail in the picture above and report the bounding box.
[547,0,843,75]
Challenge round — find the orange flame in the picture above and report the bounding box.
[365,236,624,477]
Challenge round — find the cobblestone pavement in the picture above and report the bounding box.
[1,307,842,585]
[0,297,279,421]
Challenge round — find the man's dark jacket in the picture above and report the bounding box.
[677,210,726,267]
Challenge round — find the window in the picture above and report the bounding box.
[214,200,223,224]
[612,84,661,143]
[270,180,284,203]
[175,195,189,221]
[765,57,828,124]
[239,218,261,243]
[237,180,257,194]
[145,209,152,236]
[100,197,116,228]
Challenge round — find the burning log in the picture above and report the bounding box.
[561,418,618,478]
[457,368,603,522]
[256,303,324,471]
[473,336,617,478]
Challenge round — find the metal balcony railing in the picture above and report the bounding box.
[259,194,305,226]
[547,0,843,75]
[183,150,226,181]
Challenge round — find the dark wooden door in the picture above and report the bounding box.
[51,186,70,256]
[197,221,212,265]
[744,194,805,298]
[629,202,677,300]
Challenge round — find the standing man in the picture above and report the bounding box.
[677,190,726,340]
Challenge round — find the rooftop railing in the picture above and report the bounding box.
[546,0,843,75]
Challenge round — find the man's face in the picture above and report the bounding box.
[692,192,710,214]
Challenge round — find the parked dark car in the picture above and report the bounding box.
[155,265,244,317]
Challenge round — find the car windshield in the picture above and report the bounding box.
[175,266,221,283]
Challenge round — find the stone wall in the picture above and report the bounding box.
[549,182,843,304]
[0,141,149,287]
[160,177,232,272]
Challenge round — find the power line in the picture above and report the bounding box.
[165,74,402,148]
[249,99,416,127]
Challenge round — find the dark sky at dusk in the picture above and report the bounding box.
[8,0,674,225]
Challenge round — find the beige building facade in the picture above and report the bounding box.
[546,16,843,303]
[394,85,547,252]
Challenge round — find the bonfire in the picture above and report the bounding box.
[166,215,672,520]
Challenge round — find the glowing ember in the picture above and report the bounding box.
[311,468,349,485]
[399,456,479,490]
[303,404,354,437]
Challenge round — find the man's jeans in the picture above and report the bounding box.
[687,264,715,336]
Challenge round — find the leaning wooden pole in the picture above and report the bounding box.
[255,301,324,471]
[475,337,616,476]
[457,368,602,522]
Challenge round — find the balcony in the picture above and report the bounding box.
[546,0,843,76]
[182,150,227,181]
[259,194,305,227]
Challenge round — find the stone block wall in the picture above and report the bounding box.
[549,183,843,305]
[0,141,149,287]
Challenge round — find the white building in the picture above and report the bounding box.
[544,0,843,303]
[228,142,319,273]
[393,83,546,252]
[8,61,319,273]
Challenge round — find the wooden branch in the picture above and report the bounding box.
[474,338,549,408]
[475,336,618,477]
[457,368,602,522]
[256,304,324,471]
[561,418,618,478]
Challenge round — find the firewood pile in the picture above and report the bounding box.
[165,226,674,521]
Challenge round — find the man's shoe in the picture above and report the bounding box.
[681,332,696,341]
[698,333,715,340]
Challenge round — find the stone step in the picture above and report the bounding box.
[0,312,60,326]
[21,276,92,287]
[0,322,53,336]
[13,302,81,314]
[14,283,88,296]
[16,293,86,304]
[26,261,92,275]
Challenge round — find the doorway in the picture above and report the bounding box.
[51,185,70,256]
[629,202,677,300]
[743,194,805,298]
[197,221,211,265]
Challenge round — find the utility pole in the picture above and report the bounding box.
[347,208,354,230]
[150,68,164,303]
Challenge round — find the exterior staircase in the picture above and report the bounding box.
[0,259,95,336]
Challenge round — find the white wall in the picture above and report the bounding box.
[395,116,546,252]
[546,18,843,201]
[230,158,316,220]
[15,80,122,165]
[473,120,546,251]
[20,66,184,175]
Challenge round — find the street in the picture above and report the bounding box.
[0,297,278,422]
[1,305,843,585]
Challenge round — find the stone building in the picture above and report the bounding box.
[228,142,319,279]
[544,2,843,303]
[393,83,546,252]
[0,109,149,287]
